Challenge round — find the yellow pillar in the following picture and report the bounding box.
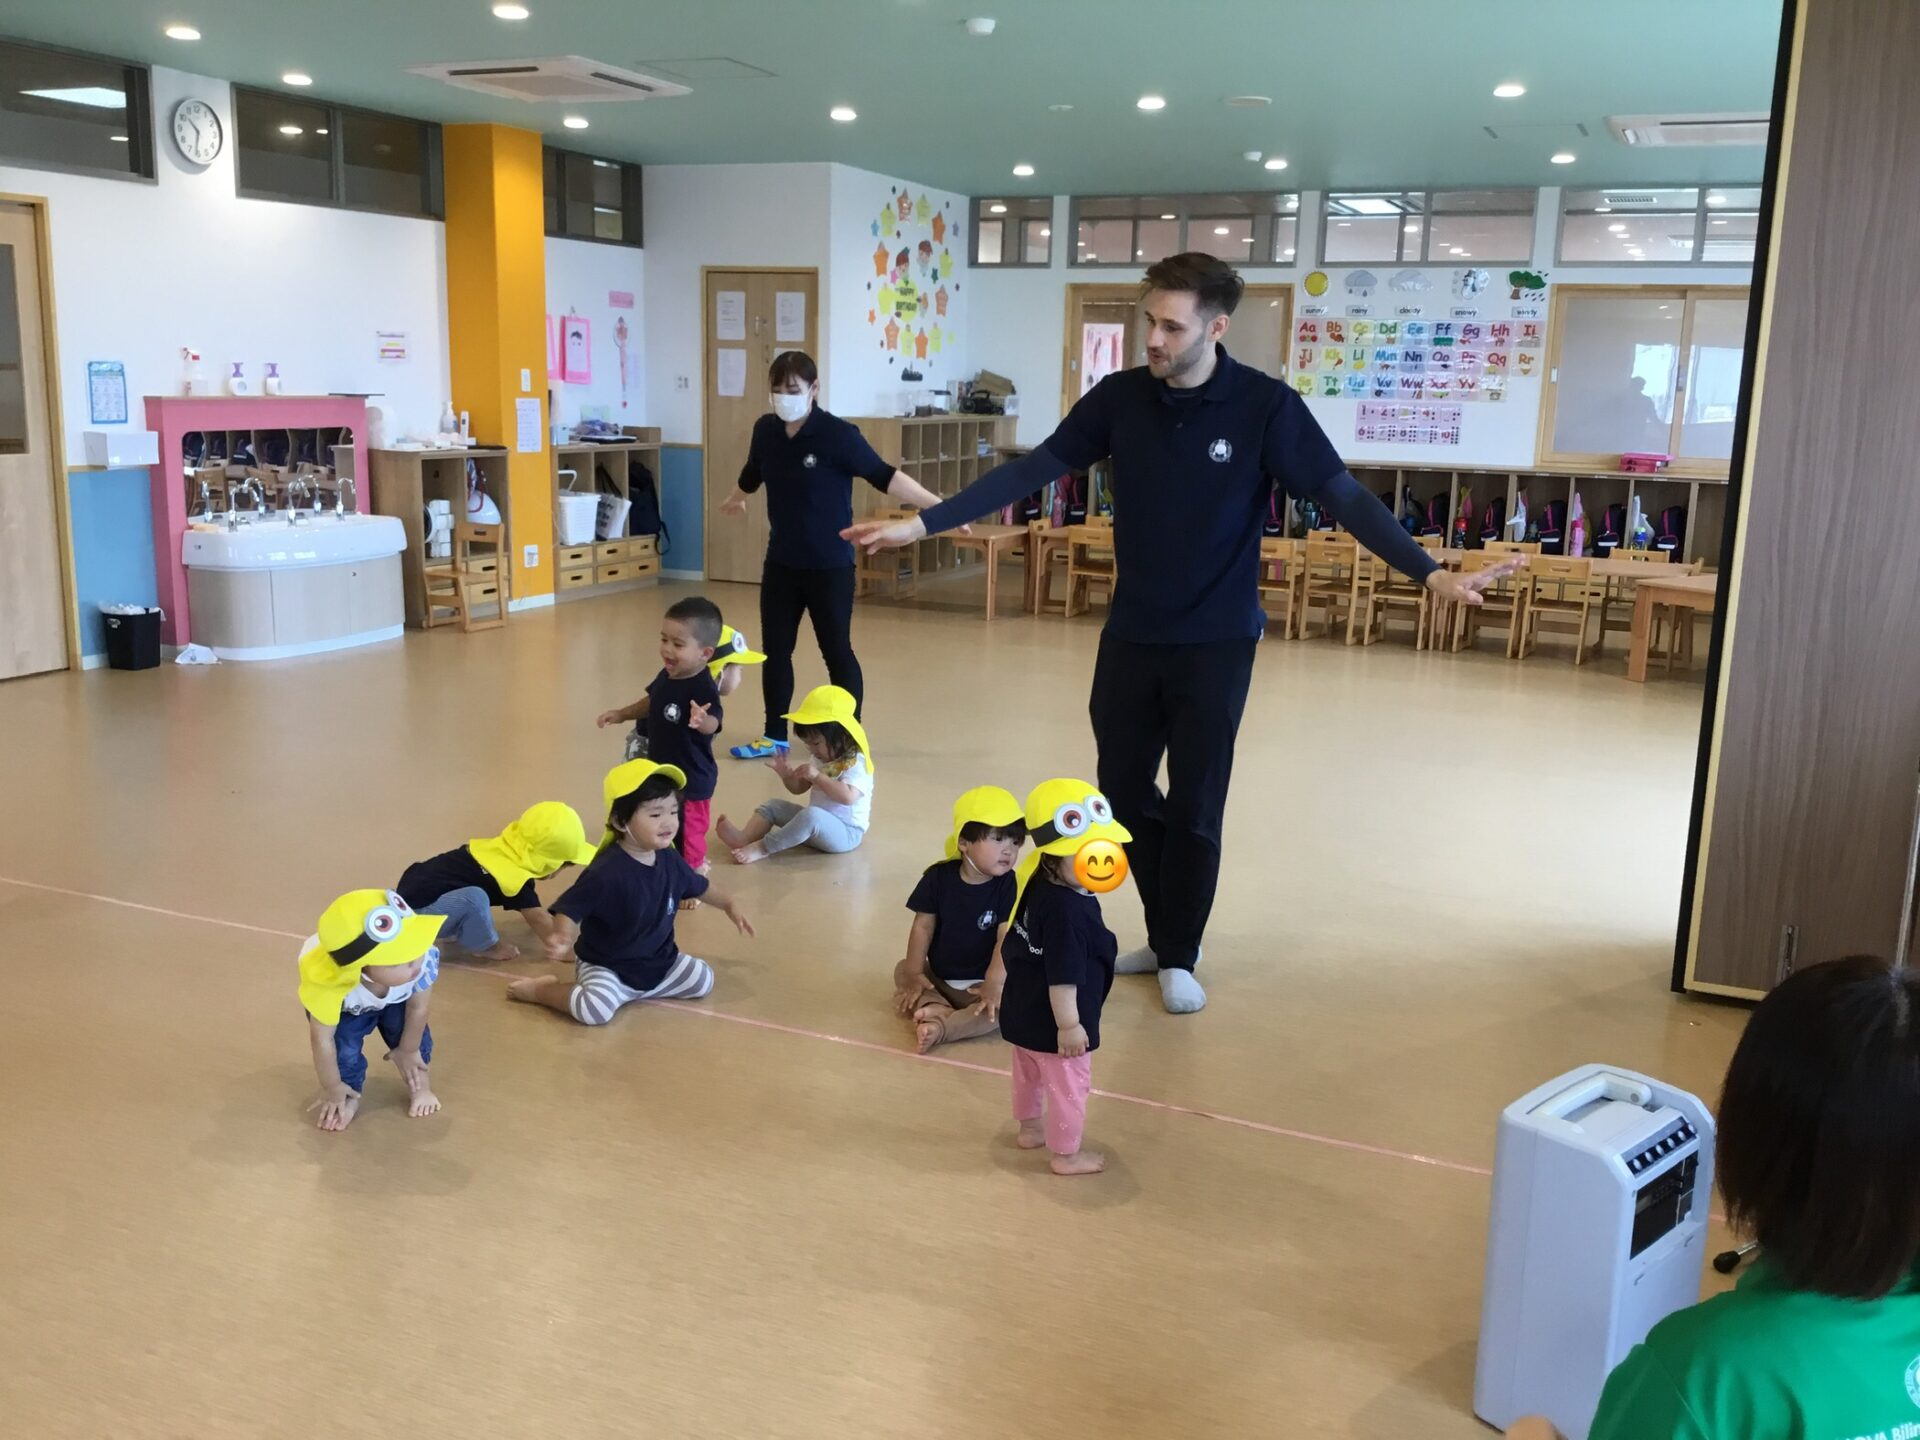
[442,124,551,600]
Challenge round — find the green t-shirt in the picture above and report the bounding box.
[1590,1262,1920,1440]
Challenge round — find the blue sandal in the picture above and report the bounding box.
[729,737,788,761]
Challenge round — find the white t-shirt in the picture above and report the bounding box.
[298,935,439,1016]
[814,753,872,832]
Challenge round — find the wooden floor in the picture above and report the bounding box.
[0,572,1748,1438]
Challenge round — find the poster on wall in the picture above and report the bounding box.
[1355,401,1463,446]
[376,331,409,364]
[86,361,128,425]
[1291,274,1535,407]
[715,291,746,343]
[614,317,631,410]
[561,315,591,386]
[776,291,807,343]
[863,185,962,389]
[1081,323,1125,398]
[716,347,747,399]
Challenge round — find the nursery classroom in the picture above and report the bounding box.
[3,1,1918,1437]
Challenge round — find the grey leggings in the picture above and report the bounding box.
[755,798,865,855]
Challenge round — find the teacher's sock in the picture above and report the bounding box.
[1159,968,1207,1014]
[1115,944,1158,975]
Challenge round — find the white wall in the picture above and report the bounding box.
[638,162,831,444]
[544,237,645,428]
[0,65,451,463]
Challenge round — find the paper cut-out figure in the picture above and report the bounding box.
[935,286,949,317]
[932,211,946,246]
[874,243,889,277]
[885,317,900,351]
[896,192,913,222]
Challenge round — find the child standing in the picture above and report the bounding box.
[395,801,598,961]
[507,760,753,1026]
[621,622,767,759]
[716,684,872,865]
[984,779,1127,1177]
[595,597,726,871]
[893,786,1025,1053]
[298,889,448,1132]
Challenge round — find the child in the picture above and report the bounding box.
[594,597,727,872]
[982,779,1127,1177]
[507,760,753,1026]
[622,623,766,760]
[893,786,1025,1053]
[298,889,448,1132]
[716,684,871,864]
[395,801,598,961]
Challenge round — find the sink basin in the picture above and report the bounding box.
[182,514,407,571]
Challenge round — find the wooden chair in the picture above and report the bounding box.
[1359,548,1433,649]
[424,520,509,632]
[1064,524,1116,617]
[1298,533,1369,642]
[1655,559,1711,672]
[1596,547,1671,654]
[1257,537,1303,638]
[1484,540,1542,556]
[1451,551,1529,658]
[1515,556,1604,663]
[856,506,920,599]
[1025,521,1072,615]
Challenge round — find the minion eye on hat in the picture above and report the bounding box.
[707,624,768,681]
[1014,778,1133,904]
[298,889,446,1026]
[599,757,688,849]
[467,801,598,894]
[783,684,872,772]
[944,785,1026,862]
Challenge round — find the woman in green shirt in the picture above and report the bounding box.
[1509,954,1920,1440]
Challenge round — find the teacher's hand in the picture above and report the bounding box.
[719,489,748,518]
[1426,556,1525,608]
[842,515,928,552]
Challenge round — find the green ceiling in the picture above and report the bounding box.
[11,0,1783,195]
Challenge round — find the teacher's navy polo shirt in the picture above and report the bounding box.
[739,408,895,570]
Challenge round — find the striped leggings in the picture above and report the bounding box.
[568,953,714,1026]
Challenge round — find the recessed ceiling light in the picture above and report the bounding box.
[1336,221,1351,228]
[1243,150,1263,162]
[1136,94,1166,112]
[1224,95,1272,108]
[562,115,589,130]
[829,105,857,122]
[315,127,328,135]
[1213,226,1230,236]
[1710,218,1728,225]
[1449,246,1464,255]
[1551,151,1576,165]
[1608,223,1628,232]
[1047,103,1073,113]
[279,124,303,136]
[1404,222,1420,233]
[283,71,313,86]
[1135,249,1144,258]
[964,17,996,36]
[1012,162,1034,177]
[1159,213,1175,220]
[989,203,1007,214]
[492,3,531,18]
[1282,248,1294,257]
[1706,193,1726,206]
[109,133,128,143]
[1263,157,1288,171]
[1493,82,1526,99]
[1038,227,1049,236]
[164,24,200,40]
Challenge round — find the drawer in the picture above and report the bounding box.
[558,545,595,569]
[628,554,659,577]
[558,567,595,591]
[629,535,658,558]
[460,555,499,576]
[596,563,631,585]
[594,540,629,563]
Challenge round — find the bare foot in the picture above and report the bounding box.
[407,1087,442,1119]
[715,815,747,849]
[731,843,768,865]
[471,939,521,962]
[914,1003,953,1053]
[1050,1150,1106,1176]
[506,976,548,1004]
[1016,1120,1048,1150]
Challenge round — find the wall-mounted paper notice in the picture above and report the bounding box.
[776,291,807,342]
[716,291,747,342]
[516,397,542,453]
[717,347,748,399]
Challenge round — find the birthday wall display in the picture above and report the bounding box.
[863,186,961,385]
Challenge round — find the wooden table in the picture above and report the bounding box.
[944,523,1029,620]
[1627,572,1720,682]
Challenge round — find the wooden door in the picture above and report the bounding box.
[702,267,819,584]
[0,201,68,679]
[1062,281,1294,415]
[1229,284,1294,380]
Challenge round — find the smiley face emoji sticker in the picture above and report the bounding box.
[1073,838,1128,893]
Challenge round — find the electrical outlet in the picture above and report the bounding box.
[521,368,532,392]
[523,544,539,569]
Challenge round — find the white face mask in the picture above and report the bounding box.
[771,391,812,424]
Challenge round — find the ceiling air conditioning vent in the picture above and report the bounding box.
[1608,113,1768,148]
[406,56,690,103]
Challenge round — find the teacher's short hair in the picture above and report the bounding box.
[1717,954,1920,1298]
[1142,253,1245,318]
[769,350,818,389]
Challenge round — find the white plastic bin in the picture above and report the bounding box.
[557,492,599,545]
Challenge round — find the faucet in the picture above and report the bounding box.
[334,477,357,519]
[285,475,314,525]
[227,477,266,530]
[188,477,215,522]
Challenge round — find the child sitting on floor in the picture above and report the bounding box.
[893,786,1025,1053]
[594,597,728,873]
[298,889,447,1132]
[507,760,753,1026]
[395,801,598,961]
[716,684,872,865]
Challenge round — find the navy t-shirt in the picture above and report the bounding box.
[738,408,895,570]
[396,844,539,912]
[644,668,721,801]
[997,876,1119,1054]
[907,859,1017,984]
[551,845,710,991]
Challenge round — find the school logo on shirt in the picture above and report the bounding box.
[976,909,996,931]
[663,702,682,724]
[803,453,818,469]
[1208,438,1233,463]
[1906,1353,1920,1407]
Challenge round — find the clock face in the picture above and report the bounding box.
[171,99,223,167]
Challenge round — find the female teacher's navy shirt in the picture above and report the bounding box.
[739,409,895,570]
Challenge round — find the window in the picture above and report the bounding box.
[1321,189,1535,264]
[234,87,440,218]
[1558,186,1760,266]
[0,38,152,181]
[544,148,643,247]
[1064,192,1299,268]
[970,196,1051,267]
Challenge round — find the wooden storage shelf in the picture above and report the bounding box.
[367,446,513,630]
[551,427,665,599]
[845,414,1018,578]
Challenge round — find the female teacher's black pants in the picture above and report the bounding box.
[759,559,863,741]
[1088,629,1258,973]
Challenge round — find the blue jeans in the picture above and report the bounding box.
[420,885,499,951]
[755,799,864,855]
[335,1005,433,1093]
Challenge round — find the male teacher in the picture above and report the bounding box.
[845,253,1516,1015]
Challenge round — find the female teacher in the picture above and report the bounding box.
[716,351,955,759]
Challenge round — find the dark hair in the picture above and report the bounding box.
[1142,252,1245,318]
[665,595,723,650]
[769,350,818,390]
[794,720,858,764]
[1035,852,1069,881]
[608,773,682,833]
[959,820,1027,847]
[1717,954,1920,1298]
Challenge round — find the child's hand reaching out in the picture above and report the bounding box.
[596,709,625,729]
[544,931,574,964]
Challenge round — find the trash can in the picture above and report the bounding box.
[101,605,163,671]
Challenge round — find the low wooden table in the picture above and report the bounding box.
[1627,572,1720,682]
[944,523,1029,620]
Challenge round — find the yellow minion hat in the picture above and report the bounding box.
[1013,778,1133,905]
[944,785,1026,862]
[599,757,687,849]
[298,889,445,1026]
[707,623,768,681]
[784,684,872,771]
[467,802,598,894]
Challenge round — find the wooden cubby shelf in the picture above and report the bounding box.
[551,427,665,600]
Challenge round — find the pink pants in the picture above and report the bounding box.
[1010,1046,1093,1155]
[680,799,711,870]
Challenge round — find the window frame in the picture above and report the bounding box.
[1319,188,1537,266]
[1064,192,1301,270]
[232,85,443,220]
[542,145,644,249]
[969,195,1053,268]
[0,36,155,184]
[1555,185,1761,269]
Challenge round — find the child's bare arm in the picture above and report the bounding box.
[1050,983,1088,1057]
[689,700,721,735]
[701,884,754,936]
[977,927,1011,1020]
[596,696,650,728]
[522,905,557,942]
[893,914,937,1013]
[544,913,581,963]
[306,1015,356,1130]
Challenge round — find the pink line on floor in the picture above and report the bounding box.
[2,873,1492,1180]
